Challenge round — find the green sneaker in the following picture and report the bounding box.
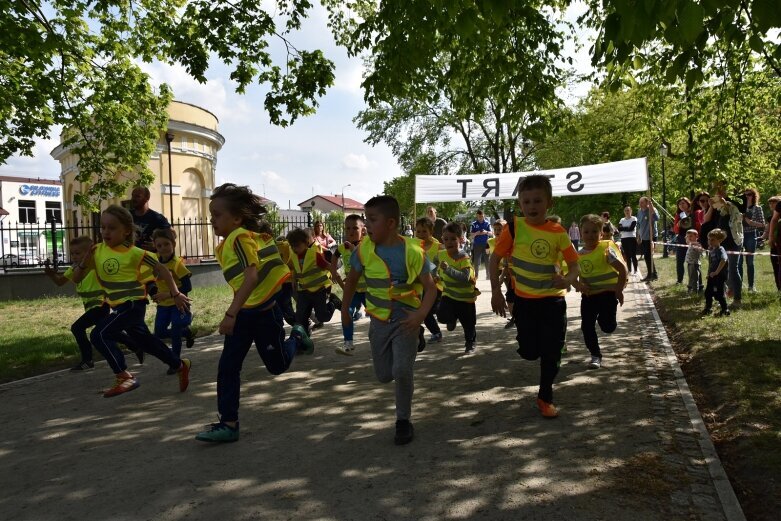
[195,421,239,443]
[292,324,314,355]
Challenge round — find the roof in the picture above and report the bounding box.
[297,194,364,210]
[0,175,62,186]
[0,207,9,216]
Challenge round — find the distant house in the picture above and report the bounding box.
[298,195,364,214]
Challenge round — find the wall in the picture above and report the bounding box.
[0,262,224,301]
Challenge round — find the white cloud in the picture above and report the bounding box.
[341,153,375,172]
[333,61,365,96]
[0,133,62,180]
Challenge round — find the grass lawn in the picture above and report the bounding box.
[0,285,233,383]
[650,253,780,521]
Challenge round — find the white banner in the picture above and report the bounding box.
[414,158,648,203]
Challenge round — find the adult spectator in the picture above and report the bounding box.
[739,188,764,293]
[313,220,336,250]
[698,193,716,248]
[637,196,658,281]
[712,195,744,307]
[601,211,617,239]
[426,206,448,241]
[131,186,170,251]
[692,191,711,232]
[672,197,692,284]
[765,196,781,291]
[568,221,580,250]
[618,206,638,274]
[470,209,493,279]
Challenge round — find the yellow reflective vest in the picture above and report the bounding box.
[437,250,480,303]
[155,255,191,306]
[357,236,425,321]
[292,242,332,292]
[64,266,105,311]
[216,227,291,308]
[509,217,570,298]
[93,242,156,307]
[578,240,622,294]
[422,238,443,291]
[338,241,367,293]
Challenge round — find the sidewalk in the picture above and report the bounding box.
[0,276,744,521]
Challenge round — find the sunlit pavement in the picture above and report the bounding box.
[0,272,744,520]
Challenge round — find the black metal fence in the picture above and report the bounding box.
[0,213,329,269]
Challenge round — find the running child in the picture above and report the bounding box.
[196,183,313,443]
[702,228,730,317]
[340,195,437,445]
[43,236,106,370]
[488,175,580,418]
[72,205,191,397]
[572,214,627,369]
[416,217,443,345]
[288,227,342,337]
[150,228,195,363]
[436,222,480,353]
[331,214,367,355]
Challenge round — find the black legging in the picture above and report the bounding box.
[639,239,657,277]
[620,237,638,272]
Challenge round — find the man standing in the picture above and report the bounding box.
[637,196,658,281]
[131,186,171,251]
[470,209,493,279]
[426,206,448,242]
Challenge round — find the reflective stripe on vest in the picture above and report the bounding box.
[437,250,480,302]
[93,243,149,306]
[510,216,567,297]
[578,240,619,292]
[424,239,443,291]
[216,227,290,307]
[338,242,367,292]
[65,266,106,310]
[293,242,332,292]
[357,236,424,321]
[156,256,187,306]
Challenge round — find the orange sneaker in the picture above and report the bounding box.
[536,398,559,418]
[103,374,139,398]
[178,358,191,392]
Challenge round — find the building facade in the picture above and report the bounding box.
[0,176,65,265]
[297,195,365,214]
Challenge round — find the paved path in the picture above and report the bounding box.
[0,276,745,520]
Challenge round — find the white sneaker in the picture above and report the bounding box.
[335,341,354,356]
[748,287,757,294]
[588,356,602,369]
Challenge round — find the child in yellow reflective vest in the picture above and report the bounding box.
[573,214,627,370]
[288,227,342,339]
[150,228,195,361]
[331,214,366,355]
[195,183,312,443]
[72,205,192,398]
[416,216,443,347]
[489,175,580,419]
[436,222,481,352]
[341,195,437,445]
[44,235,106,371]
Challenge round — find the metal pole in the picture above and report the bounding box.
[165,132,175,223]
[661,155,668,258]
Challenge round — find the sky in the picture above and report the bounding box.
[0,3,594,210]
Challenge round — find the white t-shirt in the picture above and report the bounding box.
[618,216,638,239]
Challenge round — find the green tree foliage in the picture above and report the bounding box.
[2,0,335,208]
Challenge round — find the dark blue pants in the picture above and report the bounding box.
[513,296,567,403]
[217,304,298,422]
[277,282,296,326]
[154,305,193,358]
[71,305,109,363]
[580,292,618,358]
[738,230,756,288]
[341,292,366,341]
[675,240,687,283]
[423,289,442,336]
[90,300,181,374]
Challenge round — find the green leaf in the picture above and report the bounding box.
[752,0,781,33]
[677,2,705,44]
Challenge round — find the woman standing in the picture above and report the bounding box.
[739,188,764,293]
[673,197,692,284]
[618,206,638,274]
[692,192,710,233]
[568,221,581,250]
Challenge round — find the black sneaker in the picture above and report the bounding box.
[446,321,457,332]
[70,360,94,371]
[700,308,712,316]
[166,365,179,375]
[504,318,515,329]
[717,309,730,316]
[311,321,324,330]
[394,419,414,445]
[328,293,343,311]
[185,327,195,348]
[134,350,145,365]
[417,326,426,353]
[464,340,475,353]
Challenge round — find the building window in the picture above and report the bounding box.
[18,200,36,223]
[45,202,62,223]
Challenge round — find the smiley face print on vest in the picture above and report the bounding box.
[103,258,120,275]
[580,259,594,275]
[530,239,551,259]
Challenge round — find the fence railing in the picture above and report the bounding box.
[0,213,342,268]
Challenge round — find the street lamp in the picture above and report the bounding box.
[659,141,669,258]
[165,131,175,223]
[341,183,351,213]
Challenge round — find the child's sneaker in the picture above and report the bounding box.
[103,373,139,398]
[394,419,414,445]
[328,293,343,311]
[177,358,191,392]
[335,340,354,356]
[428,332,443,343]
[417,326,426,353]
[352,310,363,321]
[71,360,94,371]
[311,321,324,330]
[292,325,314,354]
[536,398,559,418]
[504,318,515,329]
[588,356,602,369]
[195,421,240,443]
[717,309,731,317]
[185,327,196,348]
[464,339,475,353]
